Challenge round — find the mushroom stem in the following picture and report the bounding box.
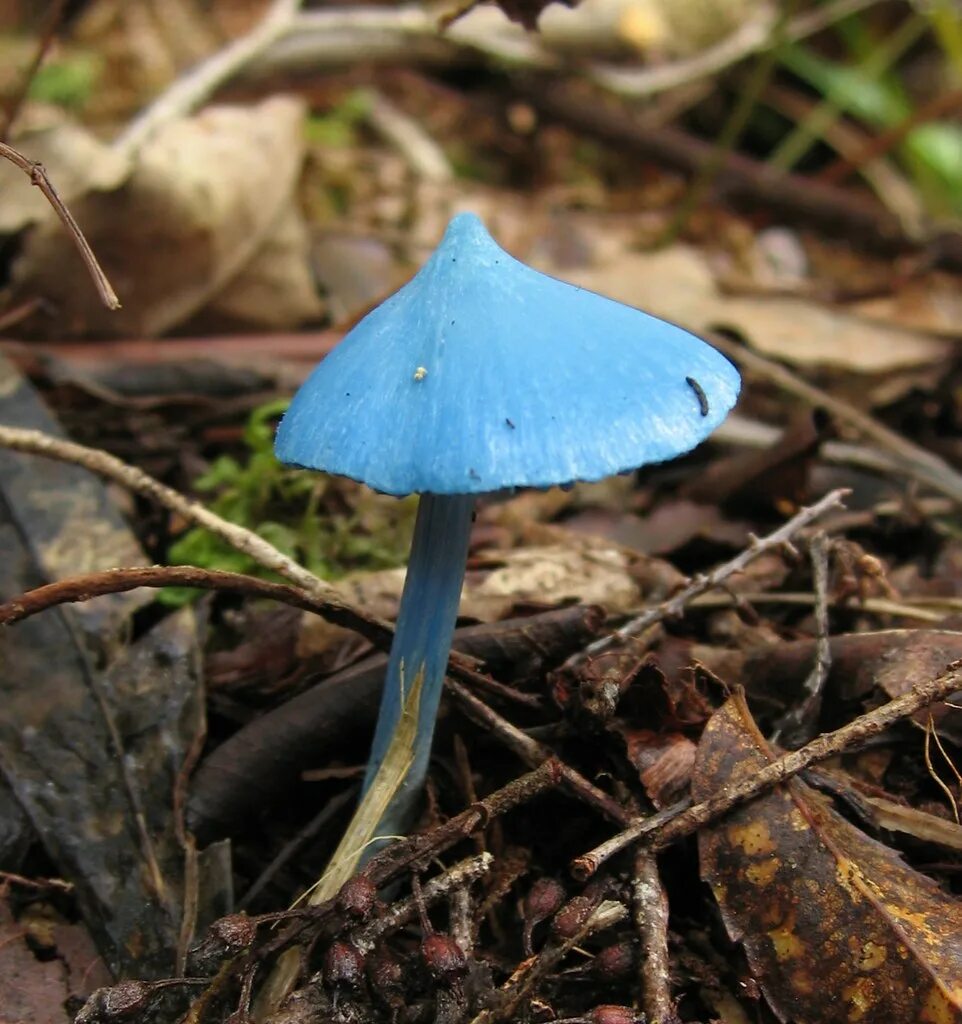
[363,492,475,813]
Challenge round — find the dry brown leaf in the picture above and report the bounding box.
[545,242,949,372]
[692,691,962,1024]
[10,97,321,337]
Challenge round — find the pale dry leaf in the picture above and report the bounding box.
[543,242,949,372]
[300,542,641,657]
[0,123,130,234]
[10,96,321,337]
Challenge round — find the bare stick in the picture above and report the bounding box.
[116,0,303,155]
[590,0,878,98]
[567,489,849,669]
[711,334,962,504]
[352,853,492,950]
[469,901,629,1024]
[632,851,674,1024]
[571,661,962,878]
[0,142,119,309]
[0,562,528,707]
[445,677,630,826]
[0,563,389,645]
[0,425,357,601]
[772,531,832,746]
[1,0,69,141]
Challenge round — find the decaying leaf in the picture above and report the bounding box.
[326,542,642,635]
[8,97,321,337]
[704,630,962,745]
[693,691,962,1024]
[0,358,215,975]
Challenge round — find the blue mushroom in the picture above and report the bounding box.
[275,212,740,830]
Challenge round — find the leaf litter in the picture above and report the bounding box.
[2,2,962,1022]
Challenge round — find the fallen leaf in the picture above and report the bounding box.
[0,358,213,975]
[9,97,322,337]
[544,240,949,372]
[692,691,962,1024]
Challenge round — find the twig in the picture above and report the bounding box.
[589,0,879,99]
[632,851,674,1024]
[352,853,493,950]
[0,563,390,646]
[363,89,453,182]
[710,334,962,504]
[1,0,69,142]
[565,489,848,671]
[819,87,962,186]
[771,532,832,746]
[0,869,74,893]
[571,660,962,878]
[445,677,630,825]
[0,562,528,708]
[686,589,945,623]
[0,142,119,309]
[0,431,385,614]
[115,0,303,156]
[469,900,629,1024]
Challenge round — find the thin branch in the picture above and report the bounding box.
[571,660,962,878]
[115,0,303,156]
[566,488,849,670]
[469,901,629,1024]
[351,853,493,950]
[589,0,879,99]
[632,851,673,1024]
[1,0,69,142]
[0,563,391,647]
[711,334,962,504]
[771,531,832,746]
[445,676,630,826]
[0,142,119,309]
[0,562,525,707]
[0,425,359,603]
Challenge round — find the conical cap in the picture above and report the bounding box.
[276,213,740,496]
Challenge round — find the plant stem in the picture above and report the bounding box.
[364,493,475,807]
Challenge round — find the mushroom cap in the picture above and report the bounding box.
[276,213,740,496]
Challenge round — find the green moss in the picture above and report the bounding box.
[161,399,416,605]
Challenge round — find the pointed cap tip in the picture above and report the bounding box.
[439,211,497,251]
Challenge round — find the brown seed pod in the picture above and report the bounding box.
[323,940,366,990]
[523,877,566,925]
[592,941,635,982]
[74,982,154,1024]
[588,1005,639,1024]
[420,933,468,984]
[336,874,378,920]
[551,894,598,941]
[366,945,405,1005]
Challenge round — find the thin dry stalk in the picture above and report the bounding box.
[572,660,962,878]
[0,142,119,309]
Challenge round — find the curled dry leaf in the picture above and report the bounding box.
[693,691,962,1024]
[9,97,321,338]
[549,241,950,372]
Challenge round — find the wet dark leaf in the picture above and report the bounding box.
[0,357,208,975]
[693,692,962,1024]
